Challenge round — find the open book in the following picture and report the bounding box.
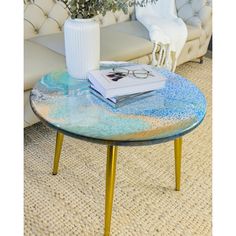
[88,64,167,98]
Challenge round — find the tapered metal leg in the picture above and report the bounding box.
[174,137,182,191]
[104,145,118,236]
[52,131,64,175]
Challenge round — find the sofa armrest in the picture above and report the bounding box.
[176,0,212,29]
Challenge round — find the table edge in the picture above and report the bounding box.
[30,93,206,146]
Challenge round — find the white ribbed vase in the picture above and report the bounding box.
[64,18,100,79]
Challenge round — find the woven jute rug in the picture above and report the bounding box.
[24,58,212,236]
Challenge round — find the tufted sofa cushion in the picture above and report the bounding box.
[176,0,212,28]
[176,0,212,57]
[24,0,134,39]
[24,0,69,39]
[24,0,211,38]
[93,7,135,27]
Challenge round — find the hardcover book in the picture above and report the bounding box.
[88,64,166,98]
[90,85,156,108]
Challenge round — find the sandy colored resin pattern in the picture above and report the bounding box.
[30,62,206,144]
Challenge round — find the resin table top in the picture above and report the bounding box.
[30,62,206,146]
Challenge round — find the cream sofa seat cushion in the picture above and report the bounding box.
[113,20,201,41]
[100,20,201,45]
[28,19,201,63]
[100,26,153,61]
[29,21,155,62]
[103,21,150,40]
[24,40,66,91]
[101,20,201,48]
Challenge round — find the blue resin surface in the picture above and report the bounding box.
[30,62,206,146]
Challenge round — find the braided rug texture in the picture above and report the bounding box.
[24,58,212,236]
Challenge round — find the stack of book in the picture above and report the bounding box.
[88,64,167,108]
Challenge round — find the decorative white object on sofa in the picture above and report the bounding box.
[64,18,100,79]
[136,0,187,71]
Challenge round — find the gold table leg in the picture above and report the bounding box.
[174,137,182,191]
[52,131,64,175]
[104,145,118,236]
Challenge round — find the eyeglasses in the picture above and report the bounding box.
[107,68,154,81]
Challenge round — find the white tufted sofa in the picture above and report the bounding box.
[24,0,212,127]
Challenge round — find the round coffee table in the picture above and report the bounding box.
[30,62,206,236]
